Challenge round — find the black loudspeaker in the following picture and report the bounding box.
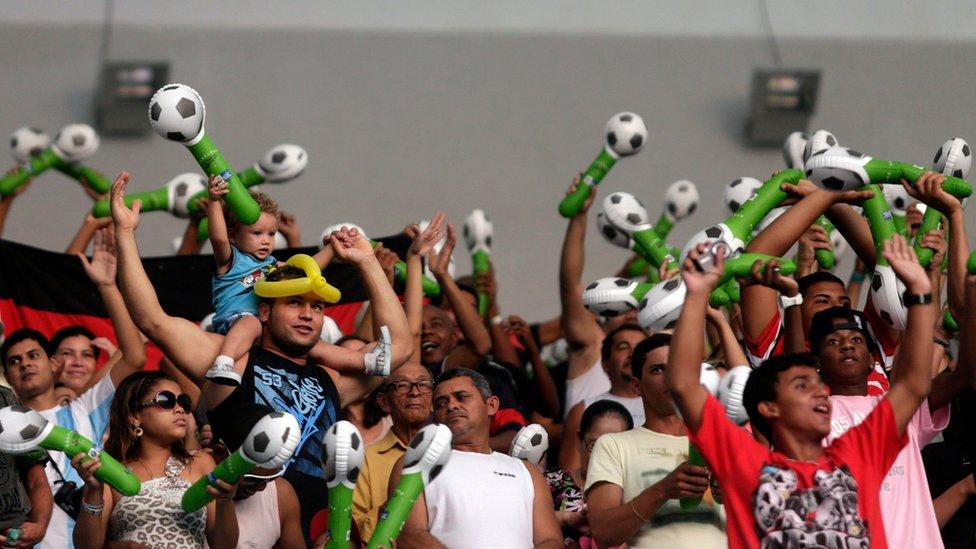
[745,69,820,146]
[94,61,170,136]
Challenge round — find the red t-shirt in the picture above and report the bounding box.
[690,394,907,549]
[742,308,895,396]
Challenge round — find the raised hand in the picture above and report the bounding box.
[743,257,799,297]
[427,223,456,279]
[329,226,375,265]
[680,242,725,296]
[657,461,710,500]
[70,452,104,490]
[109,172,140,232]
[566,175,598,216]
[207,174,228,202]
[409,211,446,257]
[918,228,948,272]
[882,234,931,294]
[77,228,118,287]
[278,212,301,245]
[797,225,831,276]
[374,243,401,284]
[902,171,961,215]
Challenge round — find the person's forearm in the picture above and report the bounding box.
[826,204,877,267]
[782,304,806,354]
[98,284,147,381]
[24,464,52,531]
[177,219,205,255]
[437,274,491,357]
[946,209,968,317]
[534,317,562,346]
[529,349,560,417]
[208,499,239,549]
[669,292,710,394]
[591,485,667,547]
[489,429,518,453]
[559,215,587,291]
[559,216,601,348]
[312,246,334,270]
[748,191,834,256]
[405,254,423,349]
[934,475,974,529]
[0,197,12,238]
[66,219,101,255]
[712,314,748,367]
[354,303,375,342]
[206,200,232,266]
[358,256,412,366]
[889,280,935,393]
[73,486,107,549]
[115,229,168,337]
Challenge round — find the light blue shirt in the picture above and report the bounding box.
[211,246,276,333]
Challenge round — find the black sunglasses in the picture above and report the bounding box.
[138,390,192,412]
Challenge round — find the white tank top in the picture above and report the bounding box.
[425,451,535,548]
[234,479,281,549]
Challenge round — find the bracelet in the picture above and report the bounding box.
[850,271,865,283]
[629,499,648,522]
[902,292,933,307]
[81,499,104,516]
[491,315,505,326]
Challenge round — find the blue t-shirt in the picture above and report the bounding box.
[212,246,276,332]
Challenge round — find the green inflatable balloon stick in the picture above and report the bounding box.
[679,365,721,510]
[91,173,208,218]
[915,138,972,267]
[7,126,111,195]
[805,147,972,199]
[181,411,300,513]
[601,192,677,270]
[147,83,259,225]
[857,184,908,331]
[367,424,453,549]
[0,405,140,496]
[463,209,493,316]
[782,131,837,270]
[654,180,700,239]
[559,112,648,218]
[0,124,100,196]
[322,421,366,549]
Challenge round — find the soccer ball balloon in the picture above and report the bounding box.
[582,277,643,317]
[53,124,99,161]
[258,144,308,183]
[664,180,699,221]
[509,424,549,466]
[596,212,633,249]
[680,223,745,266]
[0,405,51,453]
[802,130,838,162]
[804,147,870,192]
[604,112,647,157]
[403,423,453,483]
[637,277,686,331]
[933,138,972,179]
[166,173,208,218]
[463,209,493,254]
[718,365,751,425]
[148,83,206,143]
[782,131,807,169]
[870,265,907,330]
[9,127,50,164]
[240,411,301,467]
[831,230,849,260]
[323,420,365,489]
[603,192,651,233]
[700,363,721,395]
[724,177,762,214]
[882,184,911,216]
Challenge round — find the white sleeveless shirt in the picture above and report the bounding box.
[234,479,281,549]
[425,451,535,548]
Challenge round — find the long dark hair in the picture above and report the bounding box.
[104,371,193,465]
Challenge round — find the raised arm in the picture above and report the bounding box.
[66,213,112,255]
[509,315,560,417]
[929,269,976,410]
[706,305,747,367]
[666,243,727,430]
[206,175,233,272]
[78,227,147,386]
[404,216,448,356]
[526,463,562,549]
[882,235,935,435]
[0,174,29,238]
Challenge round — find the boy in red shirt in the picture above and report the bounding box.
[665,235,936,549]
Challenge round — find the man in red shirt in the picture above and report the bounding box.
[665,235,936,549]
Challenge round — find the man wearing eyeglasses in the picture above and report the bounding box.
[352,362,433,541]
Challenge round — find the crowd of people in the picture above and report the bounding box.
[0,129,975,549]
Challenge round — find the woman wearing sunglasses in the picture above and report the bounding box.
[69,371,240,549]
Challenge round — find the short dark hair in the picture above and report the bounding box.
[435,367,492,399]
[579,399,634,441]
[600,324,646,363]
[797,271,846,298]
[50,326,100,361]
[743,352,819,441]
[258,265,307,306]
[630,333,672,380]
[1,328,49,368]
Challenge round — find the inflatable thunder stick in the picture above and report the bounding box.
[182,412,300,512]
[367,424,453,549]
[509,423,549,467]
[857,184,909,330]
[559,113,648,218]
[0,124,100,196]
[323,421,366,549]
[915,138,972,266]
[783,130,836,270]
[804,147,972,198]
[814,216,838,269]
[148,83,260,225]
[0,406,140,496]
[601,192,677,270]
[91,173,208,218]
[55,162,112,194]
[680,365,721,510]
[463,209,493,316]
[654,180,700,240]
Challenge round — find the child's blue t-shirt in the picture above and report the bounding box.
[212,246,277,333]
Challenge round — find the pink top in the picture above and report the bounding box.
[827,395,949,549]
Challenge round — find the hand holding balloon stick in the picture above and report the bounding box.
[0,124,101,196]
[367,424,453,549]
[463,209,493,315]
[913,138,971,266]
[785,130,840,270]
[601,192,677,270]
[558,112,647,218]
[323,421,366,549]
[148,83,260,225]
[181,412,300,512]
[0,405,140,496]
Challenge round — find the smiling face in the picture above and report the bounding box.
[52,334,96,393]
[761,365,832,441]
[4,338,56,401]
[816,327,872,391]
[131,379,189,444]
[432,375,498,446]
[231,212,278,260]
[801,281,850,336]
[420,305,460,366]
[261,294,326,356]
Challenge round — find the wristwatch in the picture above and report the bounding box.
[901,291,933,307]
[780,294,803,309]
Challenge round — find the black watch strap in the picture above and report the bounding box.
[902,292,933,306]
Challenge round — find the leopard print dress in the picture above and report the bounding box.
[107,455,207,548]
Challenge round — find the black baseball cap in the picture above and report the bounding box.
[808,306,879,355]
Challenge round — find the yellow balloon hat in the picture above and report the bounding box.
[254,254,341,303]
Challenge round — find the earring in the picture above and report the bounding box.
[133,426,143,437]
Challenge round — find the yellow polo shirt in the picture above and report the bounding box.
[352,428,408,541]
